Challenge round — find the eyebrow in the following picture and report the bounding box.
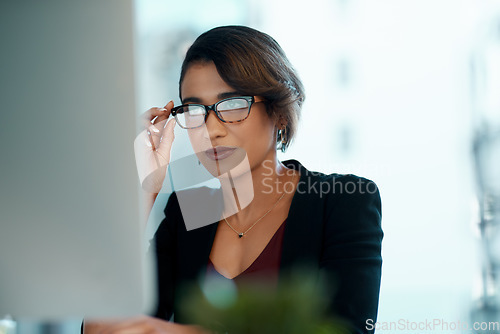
[181,91,242,104]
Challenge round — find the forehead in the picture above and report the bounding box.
[180,61,235,103]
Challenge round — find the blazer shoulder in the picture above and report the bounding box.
[323,173,380,198]
[283,159,381,215]
[284,159,379,196]
[299,169,380,202]
[320,173,383,240]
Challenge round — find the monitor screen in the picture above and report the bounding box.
[0,0,154,319]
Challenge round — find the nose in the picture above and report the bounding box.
[204,109,227,140]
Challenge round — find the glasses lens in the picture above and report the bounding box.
[175,105,205,129]
[217,98,250,122]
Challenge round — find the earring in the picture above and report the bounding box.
[278,126,288,152]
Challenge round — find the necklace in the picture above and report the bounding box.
[223,191,286,238]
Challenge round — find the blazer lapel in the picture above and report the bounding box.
[280,160,324,278]
[176,221,218,285]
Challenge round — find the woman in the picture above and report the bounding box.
[85,25,383,334]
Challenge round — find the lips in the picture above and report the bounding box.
[204,146,237,161]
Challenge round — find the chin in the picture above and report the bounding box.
[197,147,250,179]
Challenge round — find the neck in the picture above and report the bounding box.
[218,153,296,225]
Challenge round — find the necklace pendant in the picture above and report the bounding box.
[238,233,244,238]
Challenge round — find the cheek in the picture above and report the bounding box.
[240,120,276,155]
[256,115,277,144]
[187,127,209,152]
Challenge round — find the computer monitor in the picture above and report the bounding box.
[0,0,153,321]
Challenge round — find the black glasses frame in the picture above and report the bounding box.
[171,96,257,129]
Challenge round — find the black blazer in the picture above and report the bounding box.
[152,159,383,333]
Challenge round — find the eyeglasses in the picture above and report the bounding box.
[171,96,261,129]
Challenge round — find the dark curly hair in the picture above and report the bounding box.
[179,25,305,152]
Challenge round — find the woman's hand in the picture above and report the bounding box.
[83,315,211,334]
[134,101,176,194]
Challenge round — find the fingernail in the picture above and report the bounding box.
[148,124,160,133]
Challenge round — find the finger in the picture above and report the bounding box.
[142,107,166,121]
[134,130,169,192]
[102,316,160,334]
[148,118,169,148]
[158,118,176,152]
[99,318,145,333]
[152,100,175,125]
[142,110,164,130]
[141,100,173,126]
[163,100,174,110]
[152,100,174,122]
[148,118,168,135]
[83,319,121,334]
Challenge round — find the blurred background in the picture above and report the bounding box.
[135,0,500,331]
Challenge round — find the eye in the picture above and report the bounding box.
[218,98,249,111]
[185,105,205,116]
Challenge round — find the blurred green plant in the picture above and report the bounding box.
[180,268,351,334]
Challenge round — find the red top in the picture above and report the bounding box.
[206,220,287,289]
